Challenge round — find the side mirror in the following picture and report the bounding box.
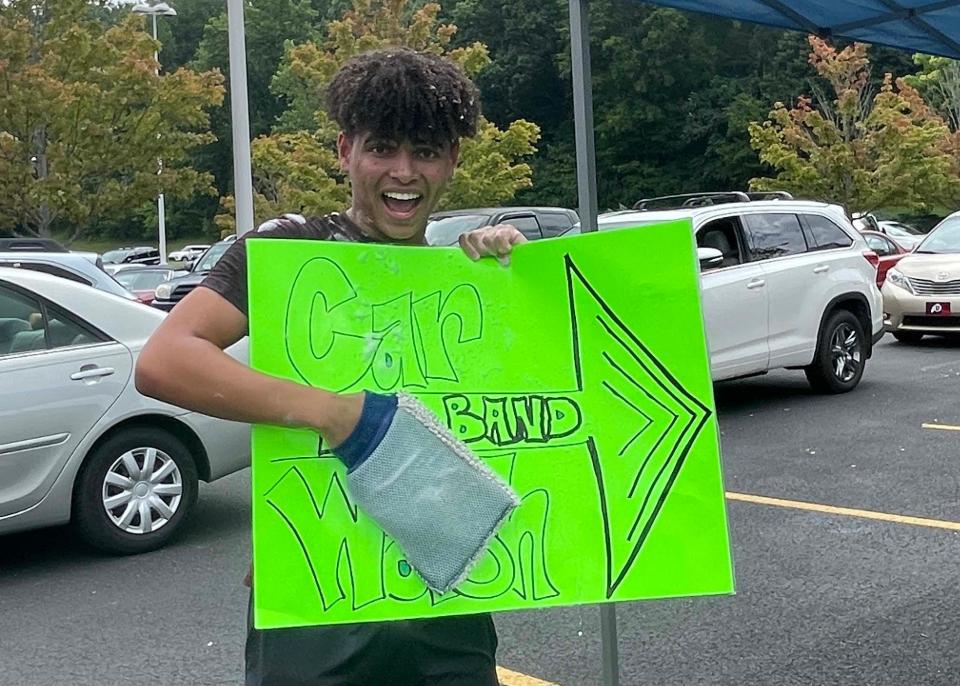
[697,247,724,270]
[183,260,195,272]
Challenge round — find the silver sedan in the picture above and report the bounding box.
[0,267,249,553]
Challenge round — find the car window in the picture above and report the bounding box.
[194,242,231,271]
[102,249,133,264]
[917,216,960,253]
[697,217,744,269]
[425,214,491,246]
[503,215,542,240]
[0,285,105,356]
[115,270,170,291]
[539,212,575,237]
[0,260,92,286]
[45,305,103,348]
[0,285,43,356]
[742,213,808,260]
[864,234,896,256]
[802,214,853,251]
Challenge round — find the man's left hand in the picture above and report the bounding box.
[458,224,527,266]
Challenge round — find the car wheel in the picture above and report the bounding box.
[893,331,924,344]
[73,427,198,555]
[804,310,866,394]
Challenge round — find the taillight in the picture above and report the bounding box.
[862,250,879,271]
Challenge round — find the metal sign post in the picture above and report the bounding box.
[570,1,619,681]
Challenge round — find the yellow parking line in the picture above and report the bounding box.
[922,422,960,432]
[497,666,561,686]
[726,491,960,532]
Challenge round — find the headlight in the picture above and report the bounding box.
[155,283,173,300]
[886,268,915,294]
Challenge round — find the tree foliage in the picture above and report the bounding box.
[215,0,538,230]
[749,38,960,213]
[0,0,223,240]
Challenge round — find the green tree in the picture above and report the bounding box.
[0,0,224,240]
[749,37,960,214]
[905,54,960,132]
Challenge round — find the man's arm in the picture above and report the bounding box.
[135,287,362,446]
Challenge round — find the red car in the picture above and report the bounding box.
[861,230,908,288]
[113,266,184,304]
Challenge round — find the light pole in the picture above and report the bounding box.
[132,1,177,265]
[227,0,255,237]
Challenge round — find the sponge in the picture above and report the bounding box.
[343,393,519,594]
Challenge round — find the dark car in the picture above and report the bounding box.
[102,246,161,268]
[0,237,69,252]
[425,207,579,246]
[151,240,232,311]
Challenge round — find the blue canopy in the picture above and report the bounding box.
[647,0,960,59]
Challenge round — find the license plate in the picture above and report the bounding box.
[926,302,952,315]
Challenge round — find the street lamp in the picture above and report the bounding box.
[132,1,177,265]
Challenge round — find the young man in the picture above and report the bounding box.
[136,48,524,685]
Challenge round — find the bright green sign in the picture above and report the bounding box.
[247,220,733,629]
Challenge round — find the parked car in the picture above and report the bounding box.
[167,244,211,263]
[877,220,925,251]
[861,230,909,288]
[882,212,960,343]
[598,191,883,393]
[152,239,233,311]
[425,207,580,246]
[852,214,924,251]
[0,267,249,553]
[0,251,134,300]
[102,246,161,271]
[0,237,68,252]
[114,266,186,305]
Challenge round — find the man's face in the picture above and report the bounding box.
[338,131,459,243]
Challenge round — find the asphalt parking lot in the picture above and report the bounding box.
[2,335,960,685]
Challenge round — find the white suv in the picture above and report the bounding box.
[598,192,884,393]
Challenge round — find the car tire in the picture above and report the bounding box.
[72,427,198,555]
[893,331,924,344]
[804,310,866,394]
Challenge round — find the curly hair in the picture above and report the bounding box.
[326,48,481,145]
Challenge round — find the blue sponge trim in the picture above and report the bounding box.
[333,392,398,472]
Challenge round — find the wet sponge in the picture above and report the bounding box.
[343,393,519,593]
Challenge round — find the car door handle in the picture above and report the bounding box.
[70,366,115,381]
[813,265,830,274]
[746,279,766,289]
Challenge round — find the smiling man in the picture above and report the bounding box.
[135,48,524,685]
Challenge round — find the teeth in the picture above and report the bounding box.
[383,191,421,201]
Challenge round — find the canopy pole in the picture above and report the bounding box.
[570,0,599,234]
[570,1,619,684]
[227,0,255,236]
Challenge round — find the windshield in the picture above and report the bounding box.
[102,249,133,264]
[916,217,960,253]
[195,242,231,271]
[115,270,170,291]
[883,223,924,238]
[425,214,491,246]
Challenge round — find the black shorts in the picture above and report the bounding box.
[245,594,499,686]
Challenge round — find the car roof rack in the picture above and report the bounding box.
[632,190,793,211]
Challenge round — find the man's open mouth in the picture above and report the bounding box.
[382,191,423,217]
